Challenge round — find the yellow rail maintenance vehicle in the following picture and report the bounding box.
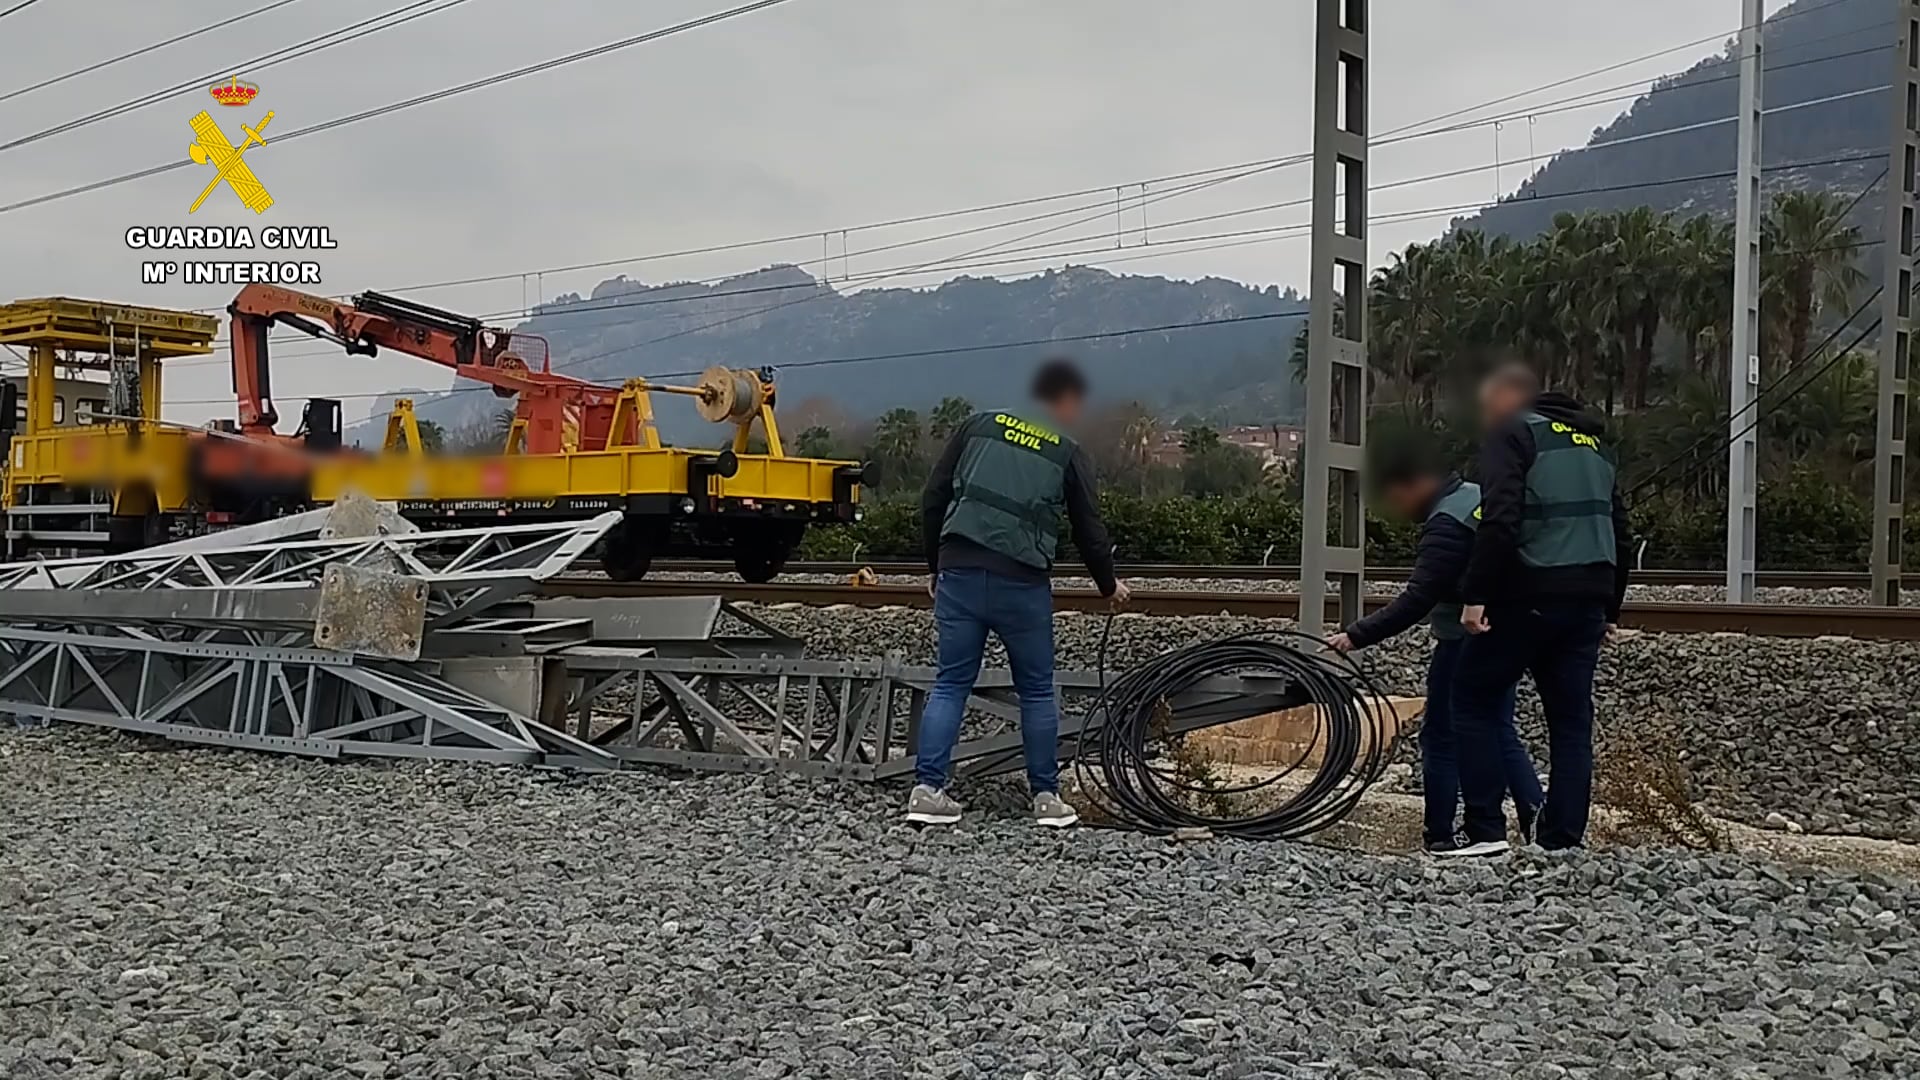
[0,297,220,553]
[230,287,864,581]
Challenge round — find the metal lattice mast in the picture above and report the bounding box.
[1301,0,1369,636]
[1726,0,1765,604]
[1871,2,1918,607]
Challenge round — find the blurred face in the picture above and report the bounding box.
[1380,477,1433,520]
[1478,379,1530,431]
[1042,391,1085,428]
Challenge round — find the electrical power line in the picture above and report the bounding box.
[0,0,311,107]
[1626,285,1889,500]
[547,142,1885,378]
[161,143,1886,381]
[0,0,45,20]
[324,39,1901,304]
[1625,165,1893,497]
[0,0,804,214]
[126,9,1888,401]
[0,0,478,156]
[1365,0,1856,138]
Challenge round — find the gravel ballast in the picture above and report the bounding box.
[745,605,1920,842]
[4,728,1918,1080]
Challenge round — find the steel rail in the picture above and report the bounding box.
[548,578,1920,641]
[649,560,1873,589]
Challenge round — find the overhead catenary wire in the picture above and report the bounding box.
[0,0,311,106]
[246,34,1898,311]
[542,144,1888,378]
[0,0,804,214]
[1627,282,1892,500]
[154,148,1886,390]
[0,0,480,155]
[120,16,1885,397]
[1624,165,1893,498]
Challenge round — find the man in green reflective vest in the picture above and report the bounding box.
[910,358,1129,829]
[1327,444,1543,855]
[1452,362,1631,855]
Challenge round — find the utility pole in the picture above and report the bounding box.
[1300,0,1369,636]
[1871,1,1917,607]
[1726,0,1764,603]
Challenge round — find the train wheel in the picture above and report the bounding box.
[733,547,787,584]
[600,517,662,582]
[731,524,801,583]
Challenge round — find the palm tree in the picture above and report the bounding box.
[869,408,924,489]
[928,396,973,440]
[1762,190,1867,368]
[1668,214,1736,383]
[794,425,836,458]
[1119,405,1160,495]
[1606,206,1678,410]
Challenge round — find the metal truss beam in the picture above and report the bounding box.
[1300,0,1369,636]
[1872,1,1918,606]
[550,652,1307,782]
[0,624,615,768]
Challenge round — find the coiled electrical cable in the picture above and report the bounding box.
[1072,620,1397,841]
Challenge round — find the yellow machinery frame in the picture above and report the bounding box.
[320,395,845,512]
[2,296,858,561]
[1,298,218,526]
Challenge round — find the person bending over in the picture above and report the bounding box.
[1327,446,1543,855]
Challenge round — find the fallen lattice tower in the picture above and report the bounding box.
[0,504,1391,813]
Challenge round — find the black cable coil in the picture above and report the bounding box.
[1072,624,1398,841]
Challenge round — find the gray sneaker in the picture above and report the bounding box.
[904,784,962,825]
[1032,791,1079,828]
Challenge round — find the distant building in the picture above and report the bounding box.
[1152,425,1302,471]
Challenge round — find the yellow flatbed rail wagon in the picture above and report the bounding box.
[1,292,863,581]
[225,287,862,581]
[314,395,862,582]
[0,298,219,551]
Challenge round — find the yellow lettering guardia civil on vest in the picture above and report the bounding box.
[993,413,1061,451]
[1549,421,1601,450]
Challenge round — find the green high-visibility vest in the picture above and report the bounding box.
[1427,479,1480,640]
[940,410,1077,570]
[1519,410,1618,569]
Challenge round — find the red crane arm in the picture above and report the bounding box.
[227,285,620,450]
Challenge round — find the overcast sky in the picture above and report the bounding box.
[0,0,1784,424]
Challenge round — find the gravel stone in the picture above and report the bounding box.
[743,604,1920,841]
[5,727,1918,1080]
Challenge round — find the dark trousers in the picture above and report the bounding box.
[1453,599,1607,849]
[1423,637,1543,844]
[913,567,1060,794]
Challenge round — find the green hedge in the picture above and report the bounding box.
[801,476,1920,570]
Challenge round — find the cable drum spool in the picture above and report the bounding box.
[693,366,765,424]
[1072,628,1398,841]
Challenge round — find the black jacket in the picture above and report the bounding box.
[1460,393,1632,621]
[1344,473,1476,648]
[920,425,1119,596]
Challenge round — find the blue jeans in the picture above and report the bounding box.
[1453,599,1606,849]
[913,567,1060,794]
[1424,637,1542,844]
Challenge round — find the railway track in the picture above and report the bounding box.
[548,578,1920,641]
[653,560,1873,590]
